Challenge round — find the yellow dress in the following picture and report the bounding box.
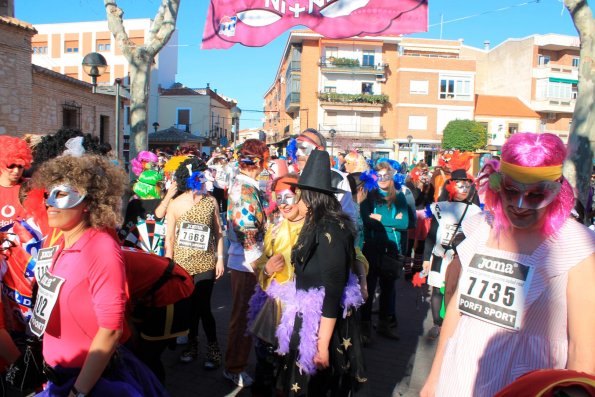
[255,219,303,290]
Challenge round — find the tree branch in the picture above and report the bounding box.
[104,1,133,60]
[147,0,180,56]
[564,0,594,41]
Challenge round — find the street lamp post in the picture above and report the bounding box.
[114,78,122,158]
[231,106,241,147]
[81,52,107,94]
[152,122,160,133]
[329,129,337,156]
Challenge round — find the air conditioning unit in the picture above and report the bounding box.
[547,112,556,121]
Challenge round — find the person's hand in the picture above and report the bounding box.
[265,254,285,276]
[215,258,224,279]
[359,277,369,301]
[395,213,403,220]
[370,213,382,221]
[422,261,431,274]
[165,180,178,199]
[313,345,330,369]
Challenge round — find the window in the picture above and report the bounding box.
[324,86,336,93]
[439,76,472,100]
[97,43,111,51]
[572,85,578,100]
[547,82,572,99]
[64,40,79,53]
[361,82,374,95]
[325,46,338,60]
[62,102,81,129]
[408,115,427,130]
[572,57,580,68]
[177,108,191,132]
[32,44,48,54]
[362,50,375,67]
[324,111,337,126]
[538,54,550,66]
[360,112,375,132]
[410,80,429,95]
[507,123,518,137]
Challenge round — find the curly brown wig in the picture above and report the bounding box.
[32,155,128,229]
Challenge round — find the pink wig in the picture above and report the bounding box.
[479,133,573,235]
[0,136,33,169]
[131,150,159,176]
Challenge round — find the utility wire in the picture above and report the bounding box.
[428,0,542,28]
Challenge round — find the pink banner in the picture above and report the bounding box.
[202,0,428,49]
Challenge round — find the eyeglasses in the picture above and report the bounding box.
[500,175,561,209]
[6,164,24,170]
[377,172,393,182]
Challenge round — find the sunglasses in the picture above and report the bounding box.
[377,172,393,182]
[6,164,24,170]
[500,175,561,210]
[44,184,86,209]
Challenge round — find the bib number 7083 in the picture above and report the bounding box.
[466,276,516,307]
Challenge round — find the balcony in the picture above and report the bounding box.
[531,98,575,113]
[319,57,385,76]
[532,64,578,81]
[318,92,388,111]
[285,60,301,80]
[285,92,300,113]
[319,123,386,139]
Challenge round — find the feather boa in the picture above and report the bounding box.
[286,138,298,163]
[246,272,363,375]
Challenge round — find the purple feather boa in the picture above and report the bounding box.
[246,273,363,375]
[341,272,364,318]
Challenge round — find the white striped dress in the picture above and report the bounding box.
[436,213,595,397]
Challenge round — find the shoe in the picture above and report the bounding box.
[377,320,400,340]
[204,341,221,370]
[179,338,199,363]
[176,335,188,345]
[389,315,398,329]
[427,325,441,340]
[223,370,253,388]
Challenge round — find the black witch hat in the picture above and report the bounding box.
[290,150,344,194]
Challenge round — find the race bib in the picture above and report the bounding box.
[177,221,210,251]
[154,221,166,236]
[29,271,65,337]
[458,254,533,331]
[34,246,59,282]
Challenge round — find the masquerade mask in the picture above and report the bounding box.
[377,172,393,182]
[239,155,262,166]
[296,140,318,158]
[272,189,298,206]
[454,180,473,192]
[500,175,561,209]
[45,184,86,209]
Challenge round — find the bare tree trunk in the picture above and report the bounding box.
[563,0,595,223]
[104,0,180,165]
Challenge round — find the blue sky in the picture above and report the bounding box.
[16,0,578,129]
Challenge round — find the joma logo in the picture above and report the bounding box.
[477,258,514,275]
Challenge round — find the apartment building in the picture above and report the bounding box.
[263,31,477,162]
[158,85,235,147]
[30,19,178,135]
[464,34,579,142]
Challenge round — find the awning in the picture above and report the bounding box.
[549,77,578,84]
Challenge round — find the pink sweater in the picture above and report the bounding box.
[42,229,127,368]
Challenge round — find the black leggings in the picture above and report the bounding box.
[189,278,217,342]
[431,287,443,327]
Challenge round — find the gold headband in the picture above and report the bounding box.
[500,161,563,184]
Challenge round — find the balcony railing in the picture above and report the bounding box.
[318,92,389,105]
[319,124,386,138]
[319,57,384,74]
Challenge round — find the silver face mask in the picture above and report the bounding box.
[45,184,86,209]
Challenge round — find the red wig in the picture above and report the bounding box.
[0,136,33,169]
